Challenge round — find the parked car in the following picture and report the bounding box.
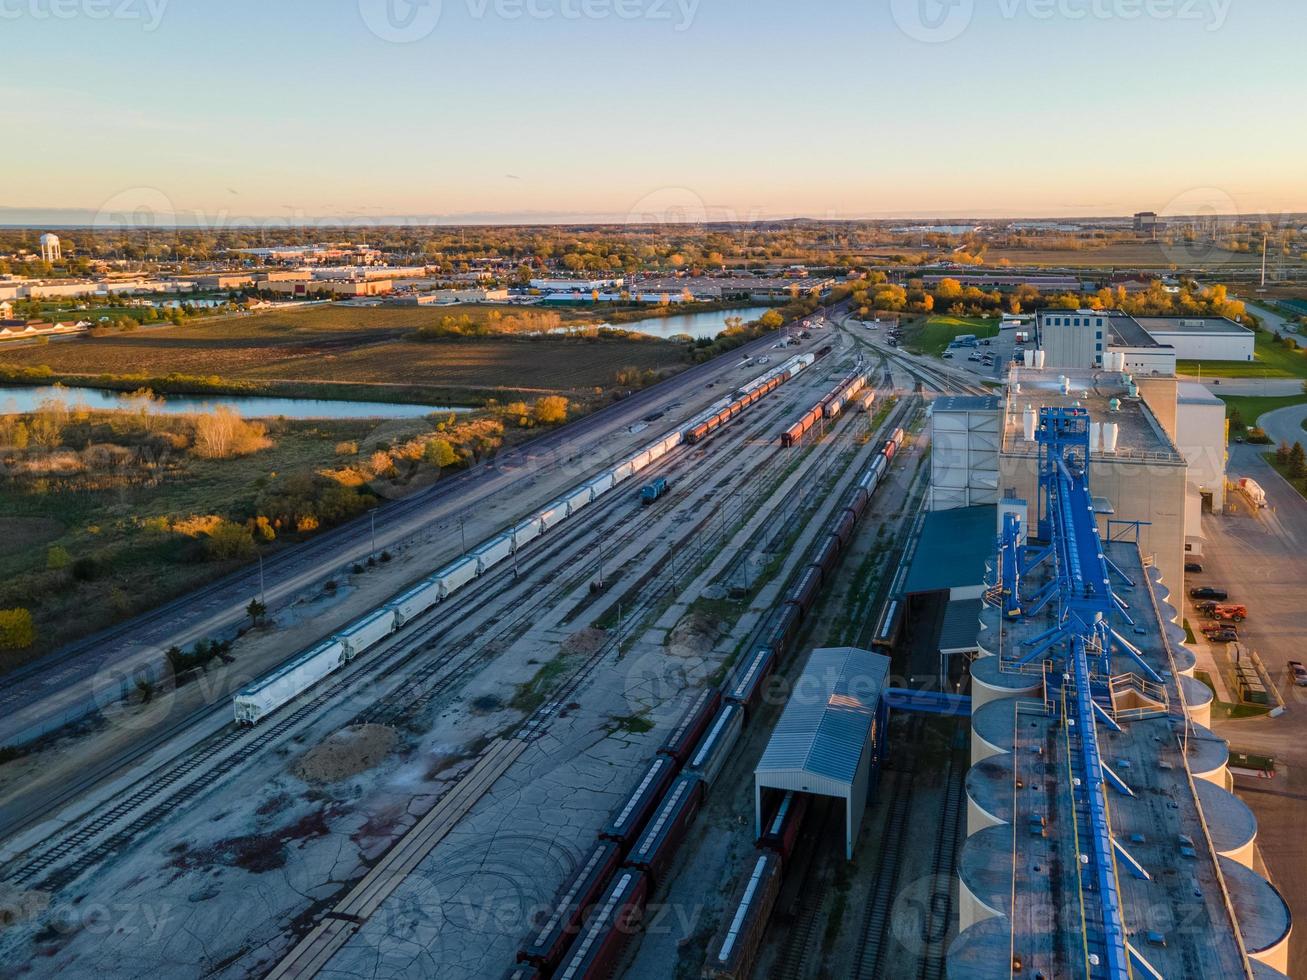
[1205,628,1240,644]
[1184,561,1204,574]
[1290,661,1307,687]
[942,351,954,359]
[1189,587,1228,601]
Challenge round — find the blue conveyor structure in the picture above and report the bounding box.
[1002,407,1157,980]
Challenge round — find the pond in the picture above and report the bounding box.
[607,306,775,340]
[0,386,470,420]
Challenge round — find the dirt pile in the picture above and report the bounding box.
[562,627,607,656]
[666,612,723,660]
[294,723,397,783]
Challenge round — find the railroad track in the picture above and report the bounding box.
[265,372,885,978]
[851,767,916,980]
[2,362,856,897]
[0,323,819,740]
[918,752,967,980]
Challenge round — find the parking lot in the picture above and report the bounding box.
[1199,446,1307,977]
[939,324,1026,380]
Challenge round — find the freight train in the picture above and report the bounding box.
[685,354,815,446]
[512,419,909,978]
[232,354,814,726]
[780,368,868,447]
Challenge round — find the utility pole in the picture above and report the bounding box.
[459,515,467,556]
[258,553,266,604]
[370,510,377,557]
[1261,234,1268,289]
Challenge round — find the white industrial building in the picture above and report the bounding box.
[753,647,889,860]
[1037,309,1254,371]
[1135,315,1256,361]
[928,396,1002,511]
[1175,381,1230,553]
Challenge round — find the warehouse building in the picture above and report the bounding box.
[1135,315,1256,361]
[753,647,889,860]
[1037,309,1254,369]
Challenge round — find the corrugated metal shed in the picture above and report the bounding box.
[754,647,890,859]
[940,597,984,654]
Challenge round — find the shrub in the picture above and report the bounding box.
[533,396,570,425]
[205,520,256,561]
[423,438,458,469]
[0,609,35,650]
[46,546,71,570]
[191,407,272,459]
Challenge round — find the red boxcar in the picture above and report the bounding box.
[518,840,622,970]
[658,687,722,765]
[623,774,705,887]
[552,870,648,980]
[600,755,677,848]
[758,791,810,860]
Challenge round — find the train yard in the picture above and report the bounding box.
[0,315,988,980]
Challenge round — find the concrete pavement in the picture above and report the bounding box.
[1258,402,1307,449]
[1201,444,1307,977]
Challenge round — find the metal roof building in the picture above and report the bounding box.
[753,647,890,859]
[903,504,996,598]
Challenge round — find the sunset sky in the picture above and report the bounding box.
[5,0,1304,224]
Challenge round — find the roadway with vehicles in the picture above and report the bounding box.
[1200,442,1307,977]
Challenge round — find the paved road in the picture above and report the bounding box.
[1188,378,1304,396]
[1245,300,1299,336]
[1257,403,1307,448]
[1200,445,1307,977]
[0,321,823,749]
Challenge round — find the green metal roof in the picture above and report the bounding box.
[903,505,996,596]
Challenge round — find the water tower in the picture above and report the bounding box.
[40,233,61,263]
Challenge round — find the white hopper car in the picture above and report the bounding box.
[232,358,794,725]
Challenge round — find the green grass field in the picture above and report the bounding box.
[904,315,999,357]
[1178,330,1307,380]
[1216,394,1307,431]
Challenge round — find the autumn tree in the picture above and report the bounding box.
[533,396,569,425]
[424,438,458,468]
[0,608,35,650]
[192,407,271,459]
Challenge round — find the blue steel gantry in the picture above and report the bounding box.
[999,407,1166,980]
